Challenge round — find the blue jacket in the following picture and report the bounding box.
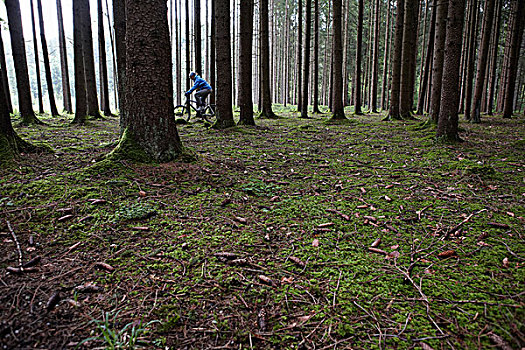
[186,75,212,94]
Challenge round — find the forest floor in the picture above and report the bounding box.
[0,107,524,350]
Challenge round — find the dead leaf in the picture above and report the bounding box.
[46,292,61,312]
[94,262,115,272]
[364,215,377,222]
[506,212,514,217]
[139,191,146,197]
[368,247,388,255]
[289,256,306,267]
[420,342,435,350]
[360,187,366,194]
[370,238,381,248]
[386,251,400,259]
[390,245,399,250]
[384,195,392,202]
[502,257,509,268]
[437,250,457,259]
[234,216,247,224]
[312,239,319,247]
[258,275,277,287]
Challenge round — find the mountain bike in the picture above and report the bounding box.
[174,97,216,124]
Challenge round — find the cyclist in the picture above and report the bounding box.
[185,72,212,114]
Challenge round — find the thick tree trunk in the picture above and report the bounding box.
[36,0,60,116]
[330,0,345,119]
[104,0,118,110]
[472,0,496,122]
[114,0,126,129]
[301,0,312,118]
[238,0,255,125]
[417,0,436,115]
[399,0,419,119]
[114,0,183,162]
[29,0,44,114]
[260,0,276,118]
[175,0,181,105]
[97,0,112,116]
[297,0,303,112]
[5,0,39,124]
[210,0,216,104]
[354,0,364,115]
[486,0,502,115]
[0,32,13,114]
[313,0,321,113]
[381,1,392,111]
[388,0,405,119]
[56,0,73,113]
[72,0,88,124]
[462,0,478,120]
[429,0,448,123]
[214,0,235,127]
[437,0,465,141]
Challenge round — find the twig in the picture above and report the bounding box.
[6,220,23,269]
[332,270,342,307]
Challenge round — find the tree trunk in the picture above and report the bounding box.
[185,0,191,115]
[104,0,118,110]
[331,0,345,119]
[355,0,364,115]
[238,0,255,125]
[381,0,392,111]
[417,0,436,115]
[388,0,405,119]
[29,0,44,114]
[313,0,321,113]
[175,0,181,105]
[0,31,13,114]
[210,0,216,104]
[259,0,276,118]
[429,0,448,123]
[195,0,202,75]
[462,0,478,120]
[399,0,419,119]
[472,0,496,122]
[486,0,502,115]
[114,0,126,129]
[97,0,112,116]
[112,0,183,162]
[297,0,303,112]
[502,0,525,118]
[436,0,465,141]
[5,0,39,124]
[72,0,88,124]
[301,0,312,118]
[371,0,380,112]
[56,0,73,113]
[213,0,235,127]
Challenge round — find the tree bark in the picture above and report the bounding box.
[210,0,216,104]
[331,0,345,119]
[297,0,303,112]
[486,0,502,115]
[313,0,321,113]
[36,0,60,116]
[502,0,525,118]
[471,0,496,122]
[355,0,364,115]
[97,0,112,116]
[370,0,380,112]
[388,0,405,119]
[56,0,73,113]
[0,31,13,114]
[429,0,448,123]
[114,0,126,130]
[194,0,202,75]
[213,0,235,127]
[436,0,465,141]
[259,0,276,118]
[462,0,478,120]
[381,0,392,111]
[417,0,436,115]
[238,0,255,125]
[72,0,88,124]
[114,0,183,162]
[399,0,419,119]
[301,0,312,118]
[5,0,39,124]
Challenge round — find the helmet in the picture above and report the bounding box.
[189,71,197,79]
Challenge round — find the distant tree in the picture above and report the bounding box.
[194,0,202,75]
[472,0,496,123]
[370,0,380,113]
[502,0,525,118]
[213,0,235,128]
[312,0,321,113]
[462,0,478,120]
[259,0,276,118]
[174,0,181,105]
[5,0,39,124]
[436,0,465,141]
[354,0,364,115]
[36,0,60,116]
[381,0,392,111]
[97,0,112,116]
[0,31,13,114]
[416,0,436,115]
[56,0,73,113]
[72,0,88,124]
[29,0,44,114]
[388,0,404,120]
[429,0,448,123]
[238,0,255,125]
[330,0,345,120]
[113,0,126,128]
[486,0,502,115]
[301,0,312,118]
[111,0,184,162]
[210,0,216,104]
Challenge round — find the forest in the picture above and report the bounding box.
[0,0,524,349]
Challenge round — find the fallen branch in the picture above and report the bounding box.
[6,220,23,270]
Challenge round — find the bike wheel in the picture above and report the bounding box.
[202,105,216,124]
[174,105,191,122]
